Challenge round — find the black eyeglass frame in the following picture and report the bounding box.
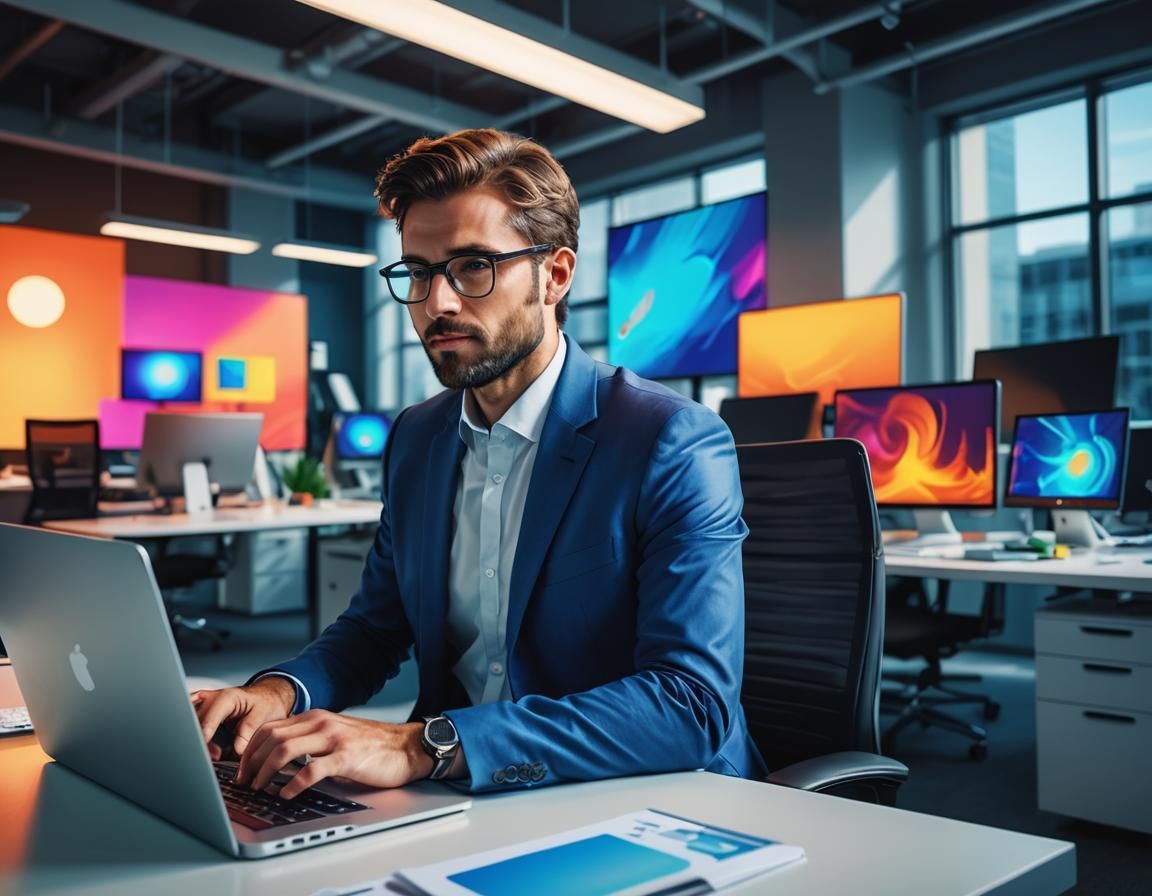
[378,243,554,304]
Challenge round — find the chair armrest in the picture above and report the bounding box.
[766,751,909,794]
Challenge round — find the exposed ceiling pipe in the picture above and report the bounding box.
[0,19,64,83]
[685,0,822,82]
[267,114,389,168]
[814,0,1121,93]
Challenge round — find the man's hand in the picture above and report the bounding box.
[191,677,296,761]
[233,713,435,799]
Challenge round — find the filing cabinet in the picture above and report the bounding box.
[1035,597,1152,833]
[219,528,308,615]
[317,535,373,631]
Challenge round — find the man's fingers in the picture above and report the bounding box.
[278,756,331,801]
[248,728,330,793]
[236,715,314,786]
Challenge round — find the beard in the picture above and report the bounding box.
[423,269,545,390]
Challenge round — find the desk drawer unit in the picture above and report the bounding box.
[220,528,308,614]
[1035,599,1152,834]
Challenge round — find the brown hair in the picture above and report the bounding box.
[375,129,580,326]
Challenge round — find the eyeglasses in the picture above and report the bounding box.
[379,244,554,305]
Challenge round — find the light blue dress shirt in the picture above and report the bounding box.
[447,334,567,706]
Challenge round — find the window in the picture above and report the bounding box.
[370,157,767,410]
[951,72,1152,418]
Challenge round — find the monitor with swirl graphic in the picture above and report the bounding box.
[834,381,1000,545]
[607,192,767,379]
[1005,410,1129,510]
[738,293,903,406]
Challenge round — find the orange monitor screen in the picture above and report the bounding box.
[738,293,903,405]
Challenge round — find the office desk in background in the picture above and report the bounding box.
[0,735,1075,896]
[42,501,383,635]
[885,549,1152,593]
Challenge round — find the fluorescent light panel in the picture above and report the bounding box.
[100,213,260,255]
[295,0,705,133]
[272,241,378,267]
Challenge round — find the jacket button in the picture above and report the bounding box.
[530,764,546,782]
[504,764,518,781]
[492,769,506,785]
[517,764,532,783]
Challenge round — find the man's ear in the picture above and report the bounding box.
[544,247,577,306]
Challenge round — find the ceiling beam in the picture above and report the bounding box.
[686,0,822,82]
[67,51,182,119]
[0,102,375,210]
[0,19,65,82]
[1,0,486,132]
[815,0,1122,93]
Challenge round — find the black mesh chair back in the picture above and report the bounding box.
[24,419,101,524]
[737,438,885,770]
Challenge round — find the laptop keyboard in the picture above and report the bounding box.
[0,706,33,735]
[213,763,369,830]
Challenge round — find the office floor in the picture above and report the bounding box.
[177,610,1151,895]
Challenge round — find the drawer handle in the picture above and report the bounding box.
[1079,626,1133,638]
[1082,663,1133,675]
[1083,710,1136,725]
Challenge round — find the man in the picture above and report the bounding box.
[195,128,761,797]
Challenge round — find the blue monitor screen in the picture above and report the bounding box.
[1006,409,1129,510]
[607,192,767,379]
[121,349,202,402]
[335,412,391,461]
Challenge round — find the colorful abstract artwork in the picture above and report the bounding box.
[1007,410,1128,507]
[738,293,903,403]
[99,276,306,450]
[834,382,999,508]
[608,192,767,379]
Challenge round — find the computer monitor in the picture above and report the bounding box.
[136,412,263,498]
[333,412,391,463]
[718,393,820,445]
[121,349,203,403]
[834,380,1000,544]
[607,192,767,379]
[972,336,1120,441]
[1121,425,1152,515]
[737,293,903,412]
[1005,409,1130,546]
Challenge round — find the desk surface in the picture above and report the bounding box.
[885,548,1152,592]
[0,738,1074,896]
[41,500,382,539]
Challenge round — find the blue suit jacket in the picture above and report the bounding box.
[275,338,762,792]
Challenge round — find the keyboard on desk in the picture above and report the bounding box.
[213,763,369,830]
[0,705,33,735]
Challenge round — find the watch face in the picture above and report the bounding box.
[426,717,458,747]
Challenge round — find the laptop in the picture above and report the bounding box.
[0,657,34,736]
[0,523,470,859]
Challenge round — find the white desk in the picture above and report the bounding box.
[42,501,383,635]
[0,736,1075,896]
[885,550,1152,593]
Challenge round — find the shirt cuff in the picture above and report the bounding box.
[249,671,312,715]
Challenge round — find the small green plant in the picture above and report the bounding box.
[281,456,329,500]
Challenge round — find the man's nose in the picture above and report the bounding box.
[423,273,462,319]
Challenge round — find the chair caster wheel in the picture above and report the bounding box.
[984,702,1000,721]
[968,742,988,761]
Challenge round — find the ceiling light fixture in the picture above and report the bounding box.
[272,240,378,267]
[293,0,706,133]
[99,213,261,255]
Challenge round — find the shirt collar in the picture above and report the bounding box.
[458,333,568,446]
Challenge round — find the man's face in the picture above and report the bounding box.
[402,187,549,390]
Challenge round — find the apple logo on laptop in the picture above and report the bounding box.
[70,644,95,692]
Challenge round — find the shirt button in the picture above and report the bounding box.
[492,474,504,484]
[490,662,503,676]
[485,568,495,578]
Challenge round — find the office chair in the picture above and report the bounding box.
[150,537,233,651]
[23,419,101,524]
[881,579,1005,760]
[737,438,908,806]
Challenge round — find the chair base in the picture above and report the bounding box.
[170,612,230,652]
[881,678,997,760]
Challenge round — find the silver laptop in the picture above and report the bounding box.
[0,523,470,859]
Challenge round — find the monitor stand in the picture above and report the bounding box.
[889,510,964,547]
[1051,509,1113,548]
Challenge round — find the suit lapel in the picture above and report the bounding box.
[506,340,600,656]
[418,402,465,706]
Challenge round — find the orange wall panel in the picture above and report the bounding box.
[0,227,124,449]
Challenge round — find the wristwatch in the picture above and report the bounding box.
[421,716,461,780]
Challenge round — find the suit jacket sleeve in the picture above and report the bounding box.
[446,405,750,792]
